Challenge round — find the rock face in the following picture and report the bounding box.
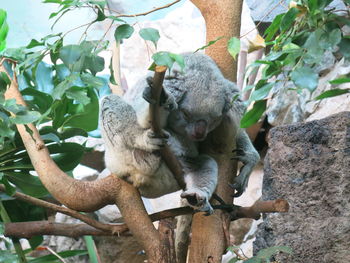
[254,111,350,262]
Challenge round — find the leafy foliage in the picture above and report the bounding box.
[228,245,292,263]
[0,9,9,52]
[240,0,350,128]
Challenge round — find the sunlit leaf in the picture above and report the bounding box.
[291,66,318,92]
[240,100,267,128]
[139,28,160,48]
[227,37,240,60]
[315,88,350,100]
[152,51,174,69]
[280,8,299,32]
[329,77,350,85]
[114,24,134,42]
[194,36,224,52]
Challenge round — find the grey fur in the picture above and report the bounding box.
[100,53,259,212]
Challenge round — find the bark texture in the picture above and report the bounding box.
[188,0,243,262]
[254,111,350,262]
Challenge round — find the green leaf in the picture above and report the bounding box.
[28,236,43,250]
[107,15,125,22]
[5,172,49,198]
[0,250,18,263]
[59,45,82,68]
[0,222,4,234]
[10,110,41,125]
[319,28,341,50]
[152,51,174,69]
[194,36,223,52]
[27,250,88,263]
[35,62,55,94]
[81,73,107,88]
[280,8,299,32]
[240,100,267,128]
[329,77,350,85]
[3,99,27,114]
[48,142,85,171]
[228,257,239,263]
[52,73,81,100]
[227,37,240,60]
[84,54,104,75]
[338,39,350,60]
[264,14,283,41]
[139,28,160,48]
[169,53,185,71]
[315,88,350,100]
[0,9,9,52]
[1,177,16,196]
[26,39,45,49]
[63,88,99,132]
[66,86,91,105]
[0,72,10,91]
[95,7,106,22]
[249,83,274,101]
[243,258,261,263]
[114,24,134,42]
[291,66,318,92]
[256,246,293,259]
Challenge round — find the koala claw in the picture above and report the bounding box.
[142,85,156,105]
[145,129,168,150]
[229,172,249,197]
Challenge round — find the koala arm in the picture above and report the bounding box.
[231,129,260,197]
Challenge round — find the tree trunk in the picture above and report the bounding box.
[189,0,243,262]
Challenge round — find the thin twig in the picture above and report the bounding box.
[0,185,127,234]
[115,0,181,18]
[240,0,287,39]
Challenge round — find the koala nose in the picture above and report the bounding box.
[193,120,207,140]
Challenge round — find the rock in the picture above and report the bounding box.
[266,81,307,126]
[306,58,350,122]
[245,0,347,22]
[254,111,350,262]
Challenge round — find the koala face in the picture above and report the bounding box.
[168,92,225,142]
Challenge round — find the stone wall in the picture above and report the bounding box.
[254,111,350,262]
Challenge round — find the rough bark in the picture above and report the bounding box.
[1,65,167,263]
[254,111,350,263]
[188,1,243,262]
[191,0,243,82]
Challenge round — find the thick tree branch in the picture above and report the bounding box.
[2,64,117,212]
[4,222,114,239]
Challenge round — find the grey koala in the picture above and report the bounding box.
[100,53,259,214]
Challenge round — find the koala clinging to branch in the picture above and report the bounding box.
[100,53,259,214]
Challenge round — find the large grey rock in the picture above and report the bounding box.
[245,0,347,22]
[254,111,350,262]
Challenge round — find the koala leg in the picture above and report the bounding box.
[180,155,218,214]
[231,129,260,197]
[175,199,192,263]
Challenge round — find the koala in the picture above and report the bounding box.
[100,53,259,214]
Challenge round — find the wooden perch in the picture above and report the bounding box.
[3,200,289,239]
[149,66,186,189]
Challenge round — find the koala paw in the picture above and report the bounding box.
[144,129,169,151]
[181,190,214,215]
[143,77,177,111]
[162,91,178,111]
[230,149,259,197]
